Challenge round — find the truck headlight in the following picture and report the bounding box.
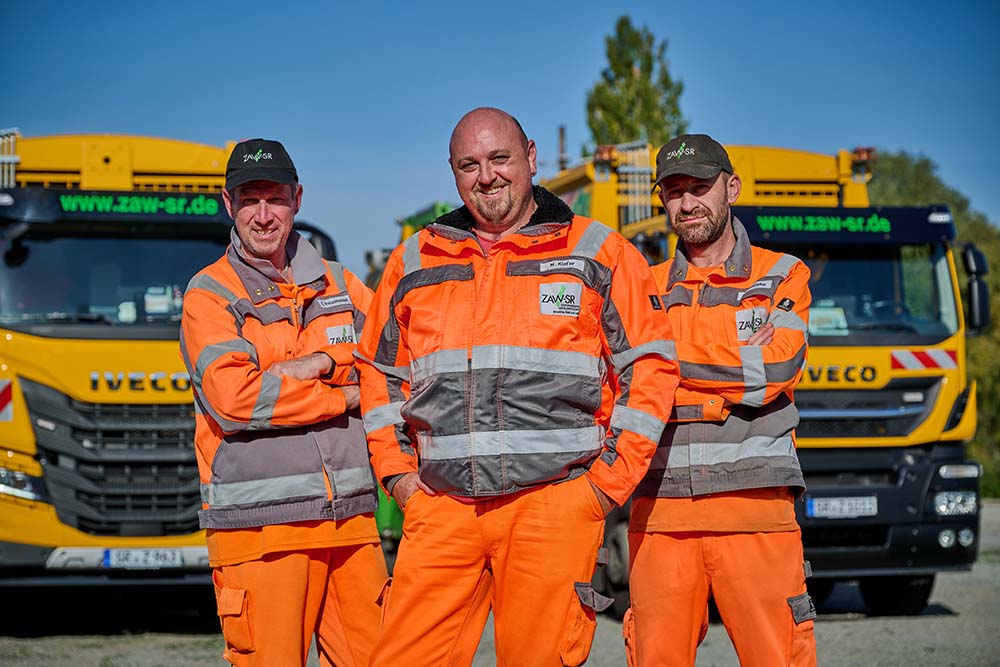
[938,464,980,479]
[933,491,977,516]
[0,466,46,501]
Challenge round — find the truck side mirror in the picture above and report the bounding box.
[963,244,990,334]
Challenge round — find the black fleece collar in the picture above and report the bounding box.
[434,186,574,231]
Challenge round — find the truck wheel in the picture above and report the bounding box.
[859,575,935,616]
[806,579,835,608]
[600,509,632,620]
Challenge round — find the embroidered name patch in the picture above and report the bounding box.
[539,282,583,317]
[540,258,585,273]
[737,278,774,301]
[326,324,356,345]
[735,307,768,342]
[316,294,352,310]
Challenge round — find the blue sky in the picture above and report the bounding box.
[8,1,999,276]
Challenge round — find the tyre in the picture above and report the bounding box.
[859,575,935,616]
[806,579,836,608]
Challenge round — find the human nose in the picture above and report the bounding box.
[254,199,274,221]
[478,162,496,185]
[679,191,699,211]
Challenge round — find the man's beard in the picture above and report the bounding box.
[673,203,730,247]
[474,190,513,226]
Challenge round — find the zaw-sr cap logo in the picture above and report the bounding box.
[663,141,696,161]
[242,149,273,163]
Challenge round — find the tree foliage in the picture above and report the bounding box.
[868,151,1000,494]
[585,16,687,149]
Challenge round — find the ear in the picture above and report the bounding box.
[293,183,303,214]
[527,139,538,177]
[726,173,742,205]
[222,188,236,220]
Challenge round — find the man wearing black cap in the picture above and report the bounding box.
[180,139,386,666]
[624,134,817,666]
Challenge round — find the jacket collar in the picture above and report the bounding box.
[667,216,754,289]
[227,229,328,303]
[429,186,574,241]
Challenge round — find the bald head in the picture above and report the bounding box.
[448,107,538,236]
[449,107,529,159]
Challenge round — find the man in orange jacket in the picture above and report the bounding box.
[356,107,679,666]
[180,139,386,667]
[625,134,817,667]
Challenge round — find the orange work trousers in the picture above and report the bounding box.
[625,530,816,667]
[212,542,387,667]
[371,475,608,667]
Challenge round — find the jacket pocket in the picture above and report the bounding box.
[622,606,638,667]
[560,582,613,666]
[376,577,393,632]
[215,581,254,655]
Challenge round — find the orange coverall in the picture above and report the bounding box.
[181,230,386,666]
[357,187,678,666]
[625,217,817,667]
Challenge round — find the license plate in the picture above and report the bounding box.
[102,548,183,569]
[806,496,878,519]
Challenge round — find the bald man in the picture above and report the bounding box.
[356,108,678,666]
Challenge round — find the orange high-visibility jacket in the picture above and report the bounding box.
[637,217,811,498]
[180,230,377,529]
[356,188,679,505]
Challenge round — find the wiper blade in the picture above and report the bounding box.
[41,312,116,325]
[853,321,921,333]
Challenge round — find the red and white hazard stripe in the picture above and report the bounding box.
[0,379,12,422]
[890,349,957,370]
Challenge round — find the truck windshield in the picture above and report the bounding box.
[774,242,959,345]
[1,231,227,330]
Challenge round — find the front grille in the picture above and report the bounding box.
[802,525,888,548]
[796,377,940,439]
[20,378,200,537]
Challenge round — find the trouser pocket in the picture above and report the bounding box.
[376,577,393,631]
[214,571,255,660]
[786,591,817,667]
[559,582,613,666]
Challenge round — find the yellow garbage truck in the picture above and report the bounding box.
[0,129,335,588]
[541,141,990,616]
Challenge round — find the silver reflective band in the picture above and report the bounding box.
[417,426,602,460]
[204,471,328,506]
[363,401,405,433]
[610,405,666,442]
[651,434,796,469]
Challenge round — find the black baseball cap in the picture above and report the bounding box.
[654,133,734,185]
[225,138,298,191]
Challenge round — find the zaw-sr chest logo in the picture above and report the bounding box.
[326,324,356,345]
[539,282,583,317]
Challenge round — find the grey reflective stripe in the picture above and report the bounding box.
[472,345,600,376]
[740,345,767,406]
[187,273,238,302]
[611,339,676,372]
[417,426,602,460]
[356,351,411,382]
[610,405,666,442]
[571,220,612,259]
[771,253,799,278]
[205,471,327,506]
[651,434,796,468]
[249,371,282,428]
[410,349,468,384]
[401,235,423,276]
[663,286,693,308]
[769,307,807,333]
[328,262,346,292]
[680,360,742,383]
[363,401,405,433]
[411,346,602,384]
[194,338,258,385]
[331,466,374,494]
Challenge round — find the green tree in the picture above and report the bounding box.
[869,150,1000,494]
[585,16,687,149]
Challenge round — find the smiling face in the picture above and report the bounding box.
[223,180,302,270]
[449,108,538,235]
[659,171,741,249]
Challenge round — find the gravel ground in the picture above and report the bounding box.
[2,500,998,667]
